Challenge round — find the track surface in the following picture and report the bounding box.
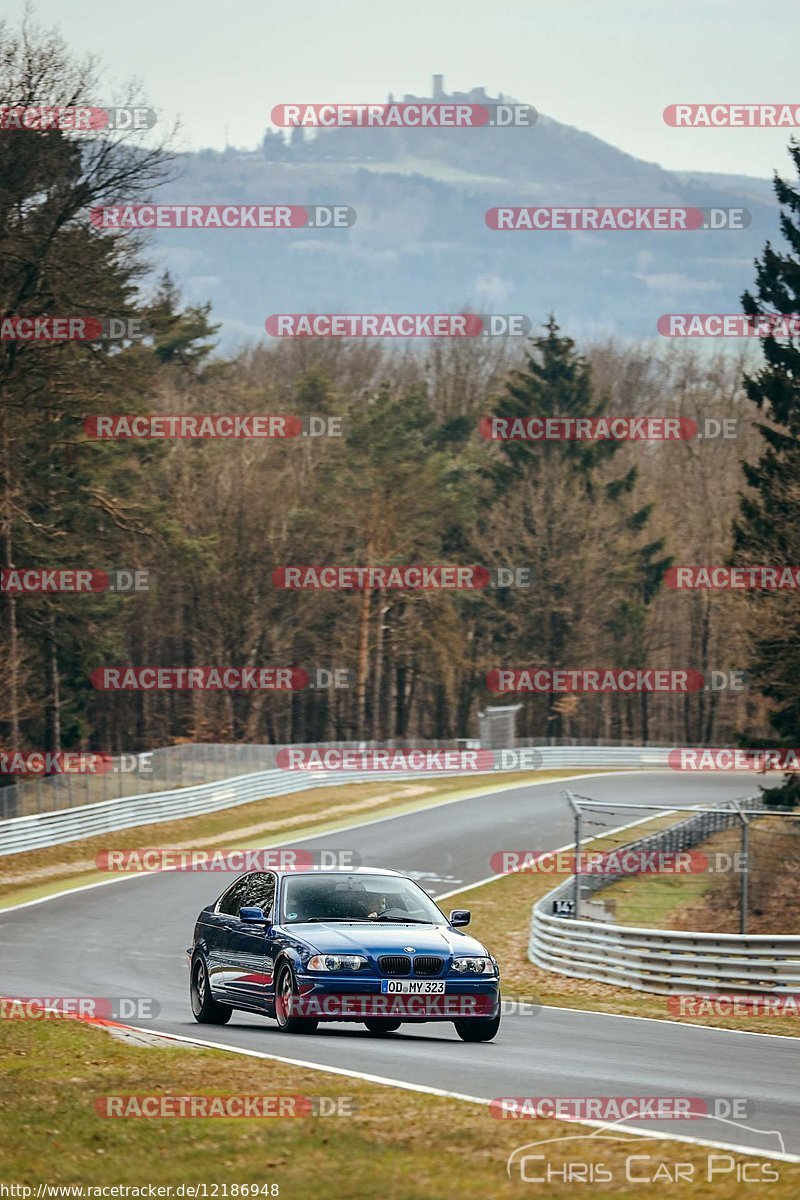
[2,771,798,1158]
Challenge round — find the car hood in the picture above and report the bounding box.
[286,922,489,957]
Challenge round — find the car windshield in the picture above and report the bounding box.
[281,873,445,925]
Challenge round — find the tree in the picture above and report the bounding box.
[261,130,290,162]
[0,11,180,764]
[735,141,800,806]
[484,318,669,740]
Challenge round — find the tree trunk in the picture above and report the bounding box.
[1,406,20,743]
[48,608,62,753]
[356,587,371,739]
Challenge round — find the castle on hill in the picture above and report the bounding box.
[390,75,508,106]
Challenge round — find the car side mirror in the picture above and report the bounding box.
[450,909,471,927]
[239,906,267,923]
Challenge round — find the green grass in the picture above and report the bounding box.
[602,869,719,928]
[1,1017,797,1196]
[598,819,800,936]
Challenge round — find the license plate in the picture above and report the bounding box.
[380,979,446,994]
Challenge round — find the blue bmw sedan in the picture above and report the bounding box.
[188,867,501,1041]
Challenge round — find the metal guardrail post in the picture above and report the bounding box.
[741,817,750,936]
[564,789,581,916]
[728,798,750,935]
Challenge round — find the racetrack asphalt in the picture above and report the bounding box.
[1,770,797,1159]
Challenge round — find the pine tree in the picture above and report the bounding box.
[735,142,800,806]
[487,317,670,739]
[0,12,174,763]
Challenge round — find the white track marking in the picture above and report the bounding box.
[111,1022,800,1164]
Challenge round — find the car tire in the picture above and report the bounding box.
[190,955,232,1024]
[363,1019,402,1034]
[274,963,318,1034]
[454,1003,501,1043]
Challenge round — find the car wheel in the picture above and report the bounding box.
[190,955,232,1024]
[274,963,318,1034]
[363,1019,401,1034]
[454,1005,501,1043]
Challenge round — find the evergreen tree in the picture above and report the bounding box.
[486,318,670,739]
[735,142,800,806]
[0,12,185,765]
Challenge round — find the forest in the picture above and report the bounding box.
[2,17,800,769]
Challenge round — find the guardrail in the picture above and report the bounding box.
[528,801,800,995]
[0,739,677,821]
[0,744,671,856]
[530,906,800,994]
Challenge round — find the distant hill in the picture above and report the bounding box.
[146,80,781,349]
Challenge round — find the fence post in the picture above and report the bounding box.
[726,799,750,936]
[564,790,582,917]
[740,815,750,936]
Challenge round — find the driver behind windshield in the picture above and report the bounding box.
[329,882,379,920]
[283,879,379,922]
[282,874,432,923]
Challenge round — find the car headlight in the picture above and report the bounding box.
[450,956,493,974]
[307,954,368,972]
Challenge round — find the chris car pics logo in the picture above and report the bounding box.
[506,1117,785,1184]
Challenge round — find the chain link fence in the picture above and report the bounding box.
[0,737,679,822]
[529,793,800,993]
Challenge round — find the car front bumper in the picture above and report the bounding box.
[291,973,500,1021]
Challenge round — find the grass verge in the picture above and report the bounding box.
[0,1017,796,1196]
[601,817,800,936]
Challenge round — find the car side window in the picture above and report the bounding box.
[244,872,276,917]
[217,876,251,916]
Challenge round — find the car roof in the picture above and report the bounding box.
[274,866,404,879]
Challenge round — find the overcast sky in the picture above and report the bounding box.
[20,0,799,179]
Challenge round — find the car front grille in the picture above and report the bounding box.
[379,955,411,976]
[413,956,444,976]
